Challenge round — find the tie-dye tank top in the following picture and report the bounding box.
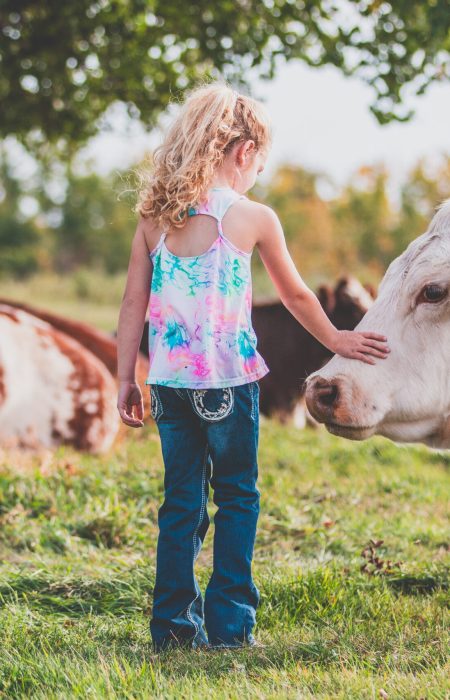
[145,186,269,388]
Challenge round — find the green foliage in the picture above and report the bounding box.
[48,169,135,274]
[0,148,137,280]
[0,152,45,278]
[331,166,394,273]
[254,164,336,284]
[255,158,449,288]
[392,157,450,254]
[0,418,448,697]
[1,1,449,155]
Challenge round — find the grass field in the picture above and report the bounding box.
[0,419,448,699]
[0,274,448,698]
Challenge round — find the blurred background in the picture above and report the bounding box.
[1,1,449,330]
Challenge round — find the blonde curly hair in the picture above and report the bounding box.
[135,81,272,231]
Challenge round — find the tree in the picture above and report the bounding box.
[331,165,394,273]
[1,0,449,155]
[392,156,450,256]
[42,168,137,274]
[0,150,46,278]
[257,164,336,284]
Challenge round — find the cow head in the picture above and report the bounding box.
[305,200,450,449]
[330,277,376,328]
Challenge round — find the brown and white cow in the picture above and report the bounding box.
[305,201,450,449]
[0,305,120,452]
[0,297,150,384]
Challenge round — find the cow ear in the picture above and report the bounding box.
[317,285,336,315]
[364,283,377,300]
[334,277,350,304]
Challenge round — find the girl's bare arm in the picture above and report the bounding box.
[117,218,154,382]
[116,215,160,428]
[254,205,389,364]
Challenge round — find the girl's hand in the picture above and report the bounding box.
[117,381,144,427]
[331,330,390,365]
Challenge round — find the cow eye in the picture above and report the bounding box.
[418,284,448,304]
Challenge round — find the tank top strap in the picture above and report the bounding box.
[194,187,246,222]
[148,231,166,259]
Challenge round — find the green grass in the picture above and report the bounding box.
[0,269,127,332]
[0,421,448,699]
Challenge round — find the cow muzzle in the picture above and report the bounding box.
[305,374,380,440]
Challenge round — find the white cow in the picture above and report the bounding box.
[305,200,450,449]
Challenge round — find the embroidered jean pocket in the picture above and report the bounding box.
[189,387,234,422]
[150,385,163,422]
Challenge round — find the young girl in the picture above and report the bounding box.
[116,82,389,651]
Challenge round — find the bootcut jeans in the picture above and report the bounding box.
[149,380,261,651]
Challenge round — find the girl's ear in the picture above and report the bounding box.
[244,139,256,158]
[235,139,256,165]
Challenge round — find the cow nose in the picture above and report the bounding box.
[315,381,339,408]
[305,376,340,422]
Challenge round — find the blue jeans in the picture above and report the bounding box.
[149,381,261,651]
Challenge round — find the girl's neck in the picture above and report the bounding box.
[210,178,236,190]
[210,163,240,191]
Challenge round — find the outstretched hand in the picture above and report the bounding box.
[332,330,390,365]
[117,381,144,427]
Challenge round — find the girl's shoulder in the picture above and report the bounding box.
[229,195,276,218]
[224,196,278,233]
[220,194,271,221]
[220,197,278,253]
[137,214,164,256]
